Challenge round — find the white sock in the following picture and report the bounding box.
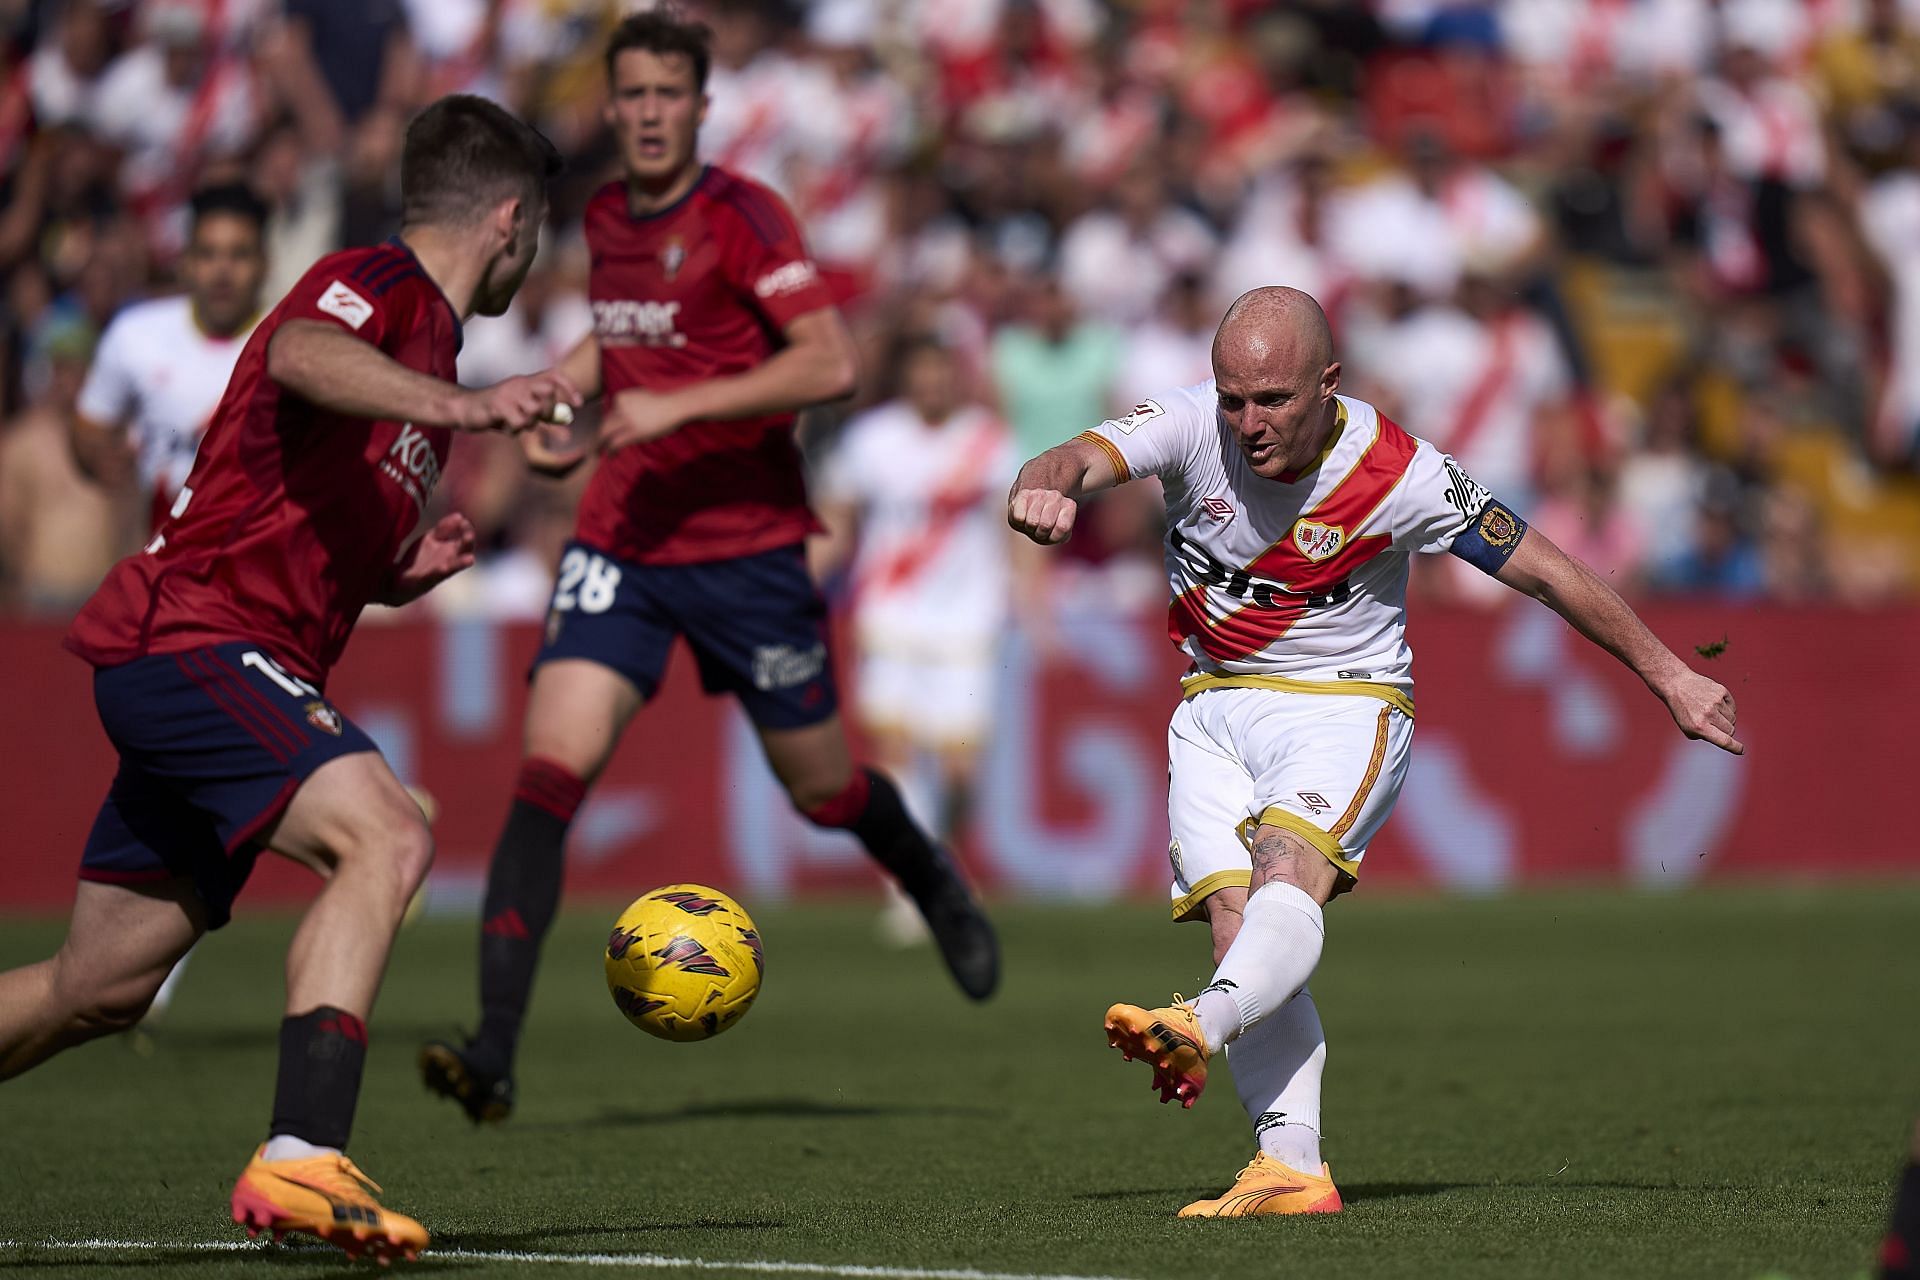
[1225,988,1326,1172]
[261,1135,341,1163]
[1189,882,1324,1048]
[148,945,194,1016]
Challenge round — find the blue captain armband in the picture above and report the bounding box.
[1448,500,1529,575]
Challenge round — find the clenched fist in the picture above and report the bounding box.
[1009,488,1078,545]
[1659,668,1744,755]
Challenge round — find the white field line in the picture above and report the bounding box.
[0,1238,1137,1280]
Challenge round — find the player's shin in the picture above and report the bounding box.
[1229,988,1326,1173]
[1190,882,1325,1048]
[472,756,587,1073]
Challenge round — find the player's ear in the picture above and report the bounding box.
[697,93,710,130]
[496,195,526,253]
[1322,360,1342,400]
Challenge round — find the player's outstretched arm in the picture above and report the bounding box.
[1494,526,1744,755]
[1008,435,1128,545]
[269,321,582,433]
[598,308,858,452]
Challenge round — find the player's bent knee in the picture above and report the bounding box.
[391,822,436,896]
[328,807,434,906]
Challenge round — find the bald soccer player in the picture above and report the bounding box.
[1008,287,1743,1218]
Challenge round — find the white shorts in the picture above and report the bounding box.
[1166,686,1413,921]
[855,649,997,748]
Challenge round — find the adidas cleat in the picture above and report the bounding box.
[1177,1153,1343,1218]
[418,1039,514,1124]
[1103,999,1211,1108]
[230,1145,428,1262]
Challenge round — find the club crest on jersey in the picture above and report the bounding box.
[1201,495,1235,526]
[661,237,685,281]
[1292,519,1345,562]
[304,701,343,736]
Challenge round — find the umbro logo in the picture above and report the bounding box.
[1202,496,1235,526]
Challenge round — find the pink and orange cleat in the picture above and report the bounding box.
[1103,998,1212,1108]
[1177,1152,1344,1218]
[230,1145,428,1263]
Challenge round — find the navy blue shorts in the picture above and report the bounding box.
[533,540,837,730]
[80,643,378,928]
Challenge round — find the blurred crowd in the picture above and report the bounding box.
[6,0,1920,621]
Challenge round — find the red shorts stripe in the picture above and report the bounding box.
[179,653,296,761]
[209,651,309,742]
[78,867,179,886]
[226,776,303,855]
[182,651,300,759]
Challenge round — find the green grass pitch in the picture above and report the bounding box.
[1,886,1916,1280]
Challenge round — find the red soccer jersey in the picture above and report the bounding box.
[575,166,839,564]
[66,239,460,685]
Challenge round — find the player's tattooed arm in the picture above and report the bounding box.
[1007,436,1126,545]
[1494,527,1745,756]
[598,309,858,453]
[268,321,582,433]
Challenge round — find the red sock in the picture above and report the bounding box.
[802,771,872,829]
[513,756,587,823]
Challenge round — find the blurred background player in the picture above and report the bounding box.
[0,314,116,617]
[812,337,1022,946]
[69,181,271,1023]
[421,9,999,1127]
[1009,286,1743,1219]
[72,183,270,541]
[0,95,574,1262]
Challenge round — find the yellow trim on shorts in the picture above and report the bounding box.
[1236,807,1362,879]
[1076,430,1130,486]
[1330,706,1392,842]
[1181,671,1415,719]
[1170,869,1251,923]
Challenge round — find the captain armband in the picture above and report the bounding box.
[1448,500,1528,575]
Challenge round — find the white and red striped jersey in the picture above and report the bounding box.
[703,54,808,195]
[1354,303,1569,504]
[1079,386,1496,691]
[75,294,256,529]
[819,401,1019,659]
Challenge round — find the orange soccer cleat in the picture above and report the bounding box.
[1103,998,1212,1108]
[230,1145,429,1263]
[1177,1152,1344,1218]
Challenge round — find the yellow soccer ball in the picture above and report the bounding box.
[603,884,764,1041]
